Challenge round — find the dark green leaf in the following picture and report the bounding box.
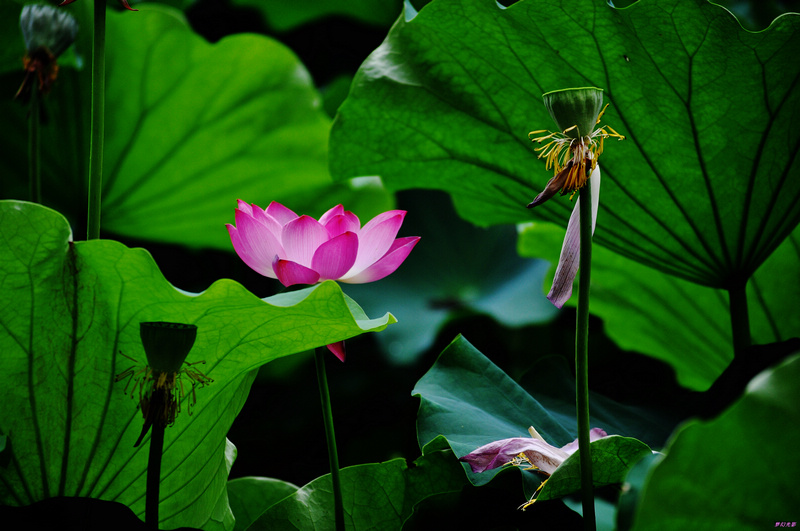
[414,335,673,502]
[330,0,800,288]
[412,335,574,487]
[518,222,800,390]
[0,200,395,529]
[227,477,298,531]
[631,354,800,530]
[535,436,652,502]
[249,450,468,530]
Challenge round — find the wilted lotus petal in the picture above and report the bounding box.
[460,426,608,475]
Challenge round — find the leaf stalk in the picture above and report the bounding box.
[576,183,596,530]
[314,348,345,530]
[728,284,751,359]
[145,391,166,529]
[28,84,41,203]
[86,0,105,240]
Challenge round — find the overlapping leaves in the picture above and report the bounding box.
[0,3,391,250]
[413,335,658,499]
[0,200,395,529]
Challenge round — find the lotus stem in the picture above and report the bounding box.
[86,0,106,240]
[314,348,345,531]
[145,391,166,529]
[728,284,751,359]
[28,84,41,203]
[576,183,596,530]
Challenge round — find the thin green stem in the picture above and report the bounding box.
[728,284,751,359]
[28,84,41,203]
[576,184,596,531]
[314,348,345,531]
[145,394,166,529]
[86,0,106,240]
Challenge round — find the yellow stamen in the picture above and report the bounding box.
[596,103,610,123]
[561,124,578,135]
[519,480,548,511]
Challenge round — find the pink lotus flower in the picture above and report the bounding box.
[227,200,420,361]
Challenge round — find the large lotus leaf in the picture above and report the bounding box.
[230,0,402,31]
[329,0,800,289]
[0,3,392,249]
[249,449,467,530]
[343,190,556,365]
[0,200,395,530]
[630,354,800,530]
[518,222,800,390]
[413,334,572,489]
[412,335,663,496]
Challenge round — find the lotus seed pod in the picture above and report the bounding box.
[543,87,604,139]
[140,322,198,374]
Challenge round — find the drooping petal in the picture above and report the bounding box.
[348,211,407,275]
[547,204,581,309]
[326,341,346,362]
[590,164,601,232]
[273,259,320,287]
[459,437,569,474]
[527,162,572,208]
[311,232,359,280]
[226,209,286,278]
[546,166,601,308]
[281,215,328,267]
[460,426,611,476]
[340,236,419,283]
[265,201,299,225]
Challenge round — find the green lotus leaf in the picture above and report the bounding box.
[518,222,800,390]
[330,0,800,289]
[248,449,467,529]
[0,3,392,249]
[0,200,395,530]
[631,354,800,530]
